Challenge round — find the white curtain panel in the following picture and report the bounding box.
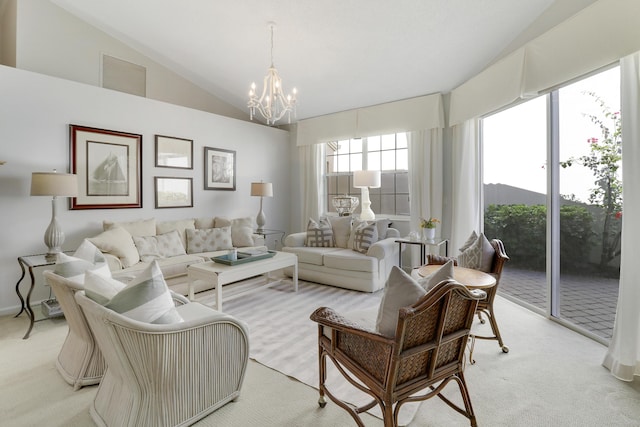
[450,119,482,255]
[408,129,444,265]
[602,51,640,382]
[299,143,324,230]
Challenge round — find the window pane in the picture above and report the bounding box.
[381,153,395,171]
[396,148,408,170]
[337,140,349,154]
[381,134,395,150]
[351,153,362,172]
[368,135,380,151]
[396,172,409,193]
[380,173,394,193]
[351,138,363,153]
[368,152,381,171]
[326,155,337,173]
[380,194,394,214]
[337,175,350,194]
[337,154,349,172]
[396,194,410,215]
[327,175,338,193]
[397,132,408,148]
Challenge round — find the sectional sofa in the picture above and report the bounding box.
[86,217,266,295]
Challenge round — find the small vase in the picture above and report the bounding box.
[423,227,436,240]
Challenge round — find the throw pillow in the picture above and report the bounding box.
[103,218,156,237]
[53,239,112,284]
[328,216,352,248]
[375,266,427,337]
[156,219,196,250]
[88,227,140,268]
[458,233,494,272]
[194,217,215,229]
[133,230,187,262]
[351,221,378,254]
[417,259,455,291]
[84,270,126,305]
[459,230,478,253]
[214,217,255,247]
[306,218,334,247]
[375,218,391,240]
[104,261,183,324]
[186,227,233,253]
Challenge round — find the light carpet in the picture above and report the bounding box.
[202,277,422,425]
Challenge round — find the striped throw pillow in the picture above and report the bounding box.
[104,261,183,324]
[84,270,126,305]
[306,218,334,247]
[53,239,112,284]
[352,221,378,254]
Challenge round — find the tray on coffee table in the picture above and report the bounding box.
[211,250,276,266]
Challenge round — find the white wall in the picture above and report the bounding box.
[15,0,248,121]
[0,65,291,316]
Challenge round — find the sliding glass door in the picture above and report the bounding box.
[482,66,621,343]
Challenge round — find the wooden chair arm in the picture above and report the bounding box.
[310,307,393,345]
[427,254,458,266]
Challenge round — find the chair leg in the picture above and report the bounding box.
[318,348,327,408]
[454,372,478,427]
[487,306,509,353]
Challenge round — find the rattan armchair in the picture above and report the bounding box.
[426,238,510,353]
[43,270,190,390]
[310,279,486,427]
[75,291,249,427]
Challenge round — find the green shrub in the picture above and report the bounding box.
[484,204,593,271]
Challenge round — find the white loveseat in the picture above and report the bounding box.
[282,217,400,292]
[86,217,265,296]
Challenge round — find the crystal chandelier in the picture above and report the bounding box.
[248,23,297,126]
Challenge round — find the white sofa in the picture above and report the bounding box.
[86,217,266,296]
[282,217,401,292]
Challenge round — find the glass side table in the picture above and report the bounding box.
[14,253,67,339]
[253,229,286,250]
[395,237,449,269]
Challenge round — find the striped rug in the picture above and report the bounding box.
[196,276,422,425]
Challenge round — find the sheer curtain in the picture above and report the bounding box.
[299,143,324,230]
[602,51,640,382]
[408,129,444,265]
[450,118,482,253]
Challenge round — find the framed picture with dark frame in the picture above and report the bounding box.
[154,177,193,208]
[155,135,193,169]
[204,147,236,191]
[70,124,142,210]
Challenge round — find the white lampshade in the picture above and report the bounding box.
[353,170,381,188]
[251,182,273,197]
[31,172,78,197]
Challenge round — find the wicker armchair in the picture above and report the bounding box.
[426,238,510,353]
[75,291,249,427]
[43,270,189,390]
[310,279,486,427]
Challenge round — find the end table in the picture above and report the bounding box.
[14,253,67,339]
[254,229,286,250]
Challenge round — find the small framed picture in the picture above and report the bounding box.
[70,124,142,210]
[155,135,193,169]
[154,177,193,208]
[204,147,236,191]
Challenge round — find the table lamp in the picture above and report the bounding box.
[353,170,381,220]
[30,170,78,260]
[251,181,273,232]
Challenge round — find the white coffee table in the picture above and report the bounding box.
[187,251,298,311]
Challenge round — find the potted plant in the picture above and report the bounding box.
[420,217,439,240]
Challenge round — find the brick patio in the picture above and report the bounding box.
[499,267,619,340]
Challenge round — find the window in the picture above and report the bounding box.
[325,133,409,216]
[482,66,621,344]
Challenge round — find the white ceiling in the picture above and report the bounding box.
[51,0,596,122]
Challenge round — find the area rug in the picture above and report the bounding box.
[197,277,423,426]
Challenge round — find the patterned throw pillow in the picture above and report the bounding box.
[133,230,186,262]
[306,218,334,247]
[375,266,426,336]
[214,217,255,247]
[186,227,233,253]
[459,230,479,253]
[53,239,112,284]
[351,221,378,254]
[84,270,126,305]
[458,233,494,272]
[103,261,183,324]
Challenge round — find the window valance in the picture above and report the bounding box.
[449,0,640,126]
[296,93,444,146]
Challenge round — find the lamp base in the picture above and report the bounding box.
[359,187,375,220]
[256,197,266,232]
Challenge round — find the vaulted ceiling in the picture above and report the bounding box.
[51,0,597,122]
